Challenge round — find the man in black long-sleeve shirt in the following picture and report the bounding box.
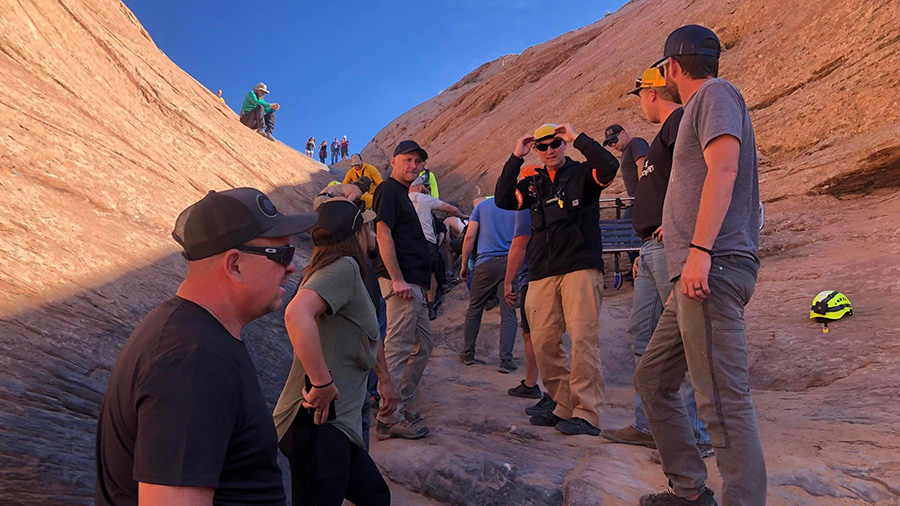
[494,123,619,436]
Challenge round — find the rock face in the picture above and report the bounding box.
[0,1,331,504]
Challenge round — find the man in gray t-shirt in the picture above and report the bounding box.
[634,25,766,506]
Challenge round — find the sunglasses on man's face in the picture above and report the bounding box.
[534,138,563,152]
[236,245,295,267]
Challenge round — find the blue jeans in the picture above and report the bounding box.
[628,239,709,444]
[363,298,388,448]
[331,150,339,164]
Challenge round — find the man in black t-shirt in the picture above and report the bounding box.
[600,67,712,459]
[371,139,433,441]
[602,123,649,199]
[603,123,649,268]
[95,188,316,506]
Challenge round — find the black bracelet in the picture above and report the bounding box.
[311,378,334,389]
[689,243,713,255]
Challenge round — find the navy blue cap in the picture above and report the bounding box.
[653,24,721,66]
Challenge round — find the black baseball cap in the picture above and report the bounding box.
[602,124,624,146]
[172,188,317,260]
[653,24,721,67]
[312,199,365,246]
[392,140,428,161]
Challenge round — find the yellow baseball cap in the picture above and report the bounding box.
[628,67,666,96]
[533,123,558,142]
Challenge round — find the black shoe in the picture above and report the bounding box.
[529,410,563,427]
[458,351,475,365]
[525,393,556,415]
[428,303,437,321]
[484,295,499,311]
[508,380,542,399]
[639,487,716,505]
[555,417,600,436]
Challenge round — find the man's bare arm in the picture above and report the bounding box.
[504,234,529,307]
[139,483,213,506]
[459,221,480,280]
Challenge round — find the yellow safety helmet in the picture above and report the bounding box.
[810,290,852,333]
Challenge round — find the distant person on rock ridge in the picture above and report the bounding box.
[371,140,435,441]
[603,123,648,272]
[95,188,317,506]
[273,200,394,506]
[343,154,383,210]
[633,25,764,506]
[340,136,350,159]
[331,138,340,164]
[215,89,225,103]
[306,137,316,158]
[494,122,619,437]
[318,141,328,163]
[457,196,519,373]
[600,67,713,462]
[240,82,278,141]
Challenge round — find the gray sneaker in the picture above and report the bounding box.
[639,487,716,505]
[375,420,429,440]
[498,360,518,373]
[458,351,475,365]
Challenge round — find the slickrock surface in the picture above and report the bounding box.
[0,0,331,503]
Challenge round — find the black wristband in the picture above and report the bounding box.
[311,378,334,389]
[689,243,713,255]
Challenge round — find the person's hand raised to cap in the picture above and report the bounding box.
[514,135,535,158]
[554,123,578,143]
[302,380,340,425]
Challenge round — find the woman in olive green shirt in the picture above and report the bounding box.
[274,199,396,506]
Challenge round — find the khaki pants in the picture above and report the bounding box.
[376,278,434,423]
[524,268,604,427]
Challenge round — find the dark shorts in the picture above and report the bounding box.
[428,241,440,273]
[519,282,530,334]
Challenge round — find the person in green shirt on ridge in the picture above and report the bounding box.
[240,82,279,141]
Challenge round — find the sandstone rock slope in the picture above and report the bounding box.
[0,1,331,504]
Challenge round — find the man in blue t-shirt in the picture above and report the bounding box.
[458,197,519,372]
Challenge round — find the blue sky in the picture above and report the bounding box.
[124,0,627,154]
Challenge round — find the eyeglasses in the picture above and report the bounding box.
[236,245,295,267]
[655,59,670,78]
[534,138,563,151]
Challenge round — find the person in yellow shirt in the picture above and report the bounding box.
[418,165,439,198]
[343,154,383,210]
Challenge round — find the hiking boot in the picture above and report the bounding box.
[264,132,275,141]
[458,351,475,365]
[508,380,542,399]
[650,444,714,465]
[525,393,556,416]
[256,128,267,137]
[402,409,422,424]
[600,425,657,448]
[375,420,429,440]
[428,303,437,321]
[529,410,563,427]
[498,360,518,374]
[555,417,601,436]
[639,487,716,505]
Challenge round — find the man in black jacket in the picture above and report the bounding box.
[494,123,619,436]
